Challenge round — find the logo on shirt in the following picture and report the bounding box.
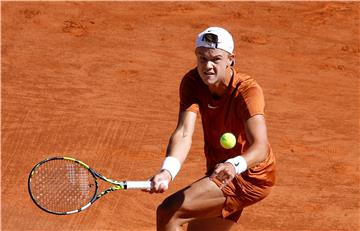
[207,104,218,109]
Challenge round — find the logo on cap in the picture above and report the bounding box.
[202,33,219,48]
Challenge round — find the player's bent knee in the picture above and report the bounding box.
[156,191,186,227]
[156,204,179,228]
[156,202,171,222]
[187,217,235,231]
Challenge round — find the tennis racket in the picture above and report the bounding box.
[28,156,152,215]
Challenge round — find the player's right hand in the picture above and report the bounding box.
[145,170,172,194]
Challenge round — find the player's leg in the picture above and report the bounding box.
[186,217,235,231]
[156,177,229,231]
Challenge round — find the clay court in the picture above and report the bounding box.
[2,1,359,231]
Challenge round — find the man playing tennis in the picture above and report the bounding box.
[146,27,276,231]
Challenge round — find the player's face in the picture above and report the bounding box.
[195,47,233,87]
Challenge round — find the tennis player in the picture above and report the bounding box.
[146,26,276,231]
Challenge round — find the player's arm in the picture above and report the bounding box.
[149,110,197,193]
[211,114,269,184]
[165,110,197,166]
[238,114,269,167]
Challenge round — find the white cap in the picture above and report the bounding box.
[196,27,234,54]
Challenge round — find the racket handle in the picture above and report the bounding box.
[125,181,152,189]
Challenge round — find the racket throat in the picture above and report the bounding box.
[97,185,124,198]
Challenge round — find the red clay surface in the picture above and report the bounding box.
[2,2,359,231]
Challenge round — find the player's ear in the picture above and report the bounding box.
[228,54,235,67]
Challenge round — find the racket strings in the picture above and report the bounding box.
[30,159,96,213]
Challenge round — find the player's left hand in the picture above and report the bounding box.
[210,162,236,188]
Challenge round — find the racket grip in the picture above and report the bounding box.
[125,181,152,189]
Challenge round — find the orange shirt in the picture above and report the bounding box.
[179,67,275,186]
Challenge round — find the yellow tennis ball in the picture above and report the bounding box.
[220,133,236,149]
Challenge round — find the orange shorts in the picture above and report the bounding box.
[212,175,273,222]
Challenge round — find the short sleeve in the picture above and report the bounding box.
[239,83,265,120]
[179,72,199,113]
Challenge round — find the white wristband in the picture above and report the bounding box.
[161,156,181,180]
[225,156,248,174]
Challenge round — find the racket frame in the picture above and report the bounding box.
[28,156,150,215]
